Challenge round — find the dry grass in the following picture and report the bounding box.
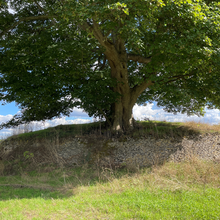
[131,120,220,140]
[69,154,220,198]
[149,156,220,191]
[182,121,220,133]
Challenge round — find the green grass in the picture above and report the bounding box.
[0,186,62,200]
[4,122,105,142]
[0,158,220,219]
[1,120,220,219]
[3,119,220,144]
[0,185,219,219]
[6,121,220,140]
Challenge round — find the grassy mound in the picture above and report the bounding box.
[4,120,220,142]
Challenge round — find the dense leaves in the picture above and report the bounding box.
[0,0,219,130]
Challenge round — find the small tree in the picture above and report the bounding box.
[0,0,219,132]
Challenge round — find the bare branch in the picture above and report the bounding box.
[127,54,151,64]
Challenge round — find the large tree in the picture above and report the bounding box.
[0,0,219,131]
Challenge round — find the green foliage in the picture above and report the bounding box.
[0,0,219,128]
[23,151,34,160]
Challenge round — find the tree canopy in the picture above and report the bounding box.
[0,0,220,131]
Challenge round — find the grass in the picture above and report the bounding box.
[0,120,220,219]
[1,185,219,219]
[0,156,220,219]
[3,120,220,144]
[135,120,220,138]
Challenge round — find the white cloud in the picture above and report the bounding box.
[0,114,13,123]
[0,129,13,139]
[133,103,220,125]
[0,115,14,138]
[133,103,160,121]
[44,117,91,128]
[69,107,90,117]
[19,117,92,131]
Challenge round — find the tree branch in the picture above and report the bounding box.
[31,0,56,25]
[131,80,154,105]
[158,73,193,85]
[127,54,151,64]
[32,0,46,13]
[0,15,55,38]
[80,19,114,50]
[92,19,114,48]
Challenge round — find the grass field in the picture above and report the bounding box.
[0,120,220,219]
[0,156,220,219]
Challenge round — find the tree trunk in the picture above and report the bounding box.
[104,41,134,131]
[111,94,134,131]
[82,20,153,132]
[103,39,152,132]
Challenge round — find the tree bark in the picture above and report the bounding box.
[109,74,153,131]
[103,39,133,131]
[111,99,134,131]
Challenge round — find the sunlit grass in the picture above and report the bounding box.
[1,186,219,219]
[0,157,220,219]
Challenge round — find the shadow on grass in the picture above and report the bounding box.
[0,185,65,201]
[0,120,219,201]
[0,165,133,201]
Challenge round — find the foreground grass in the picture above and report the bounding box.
[0,157,220,219]
[0,185,219,219]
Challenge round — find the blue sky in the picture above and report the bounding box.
[1,101,220,138]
